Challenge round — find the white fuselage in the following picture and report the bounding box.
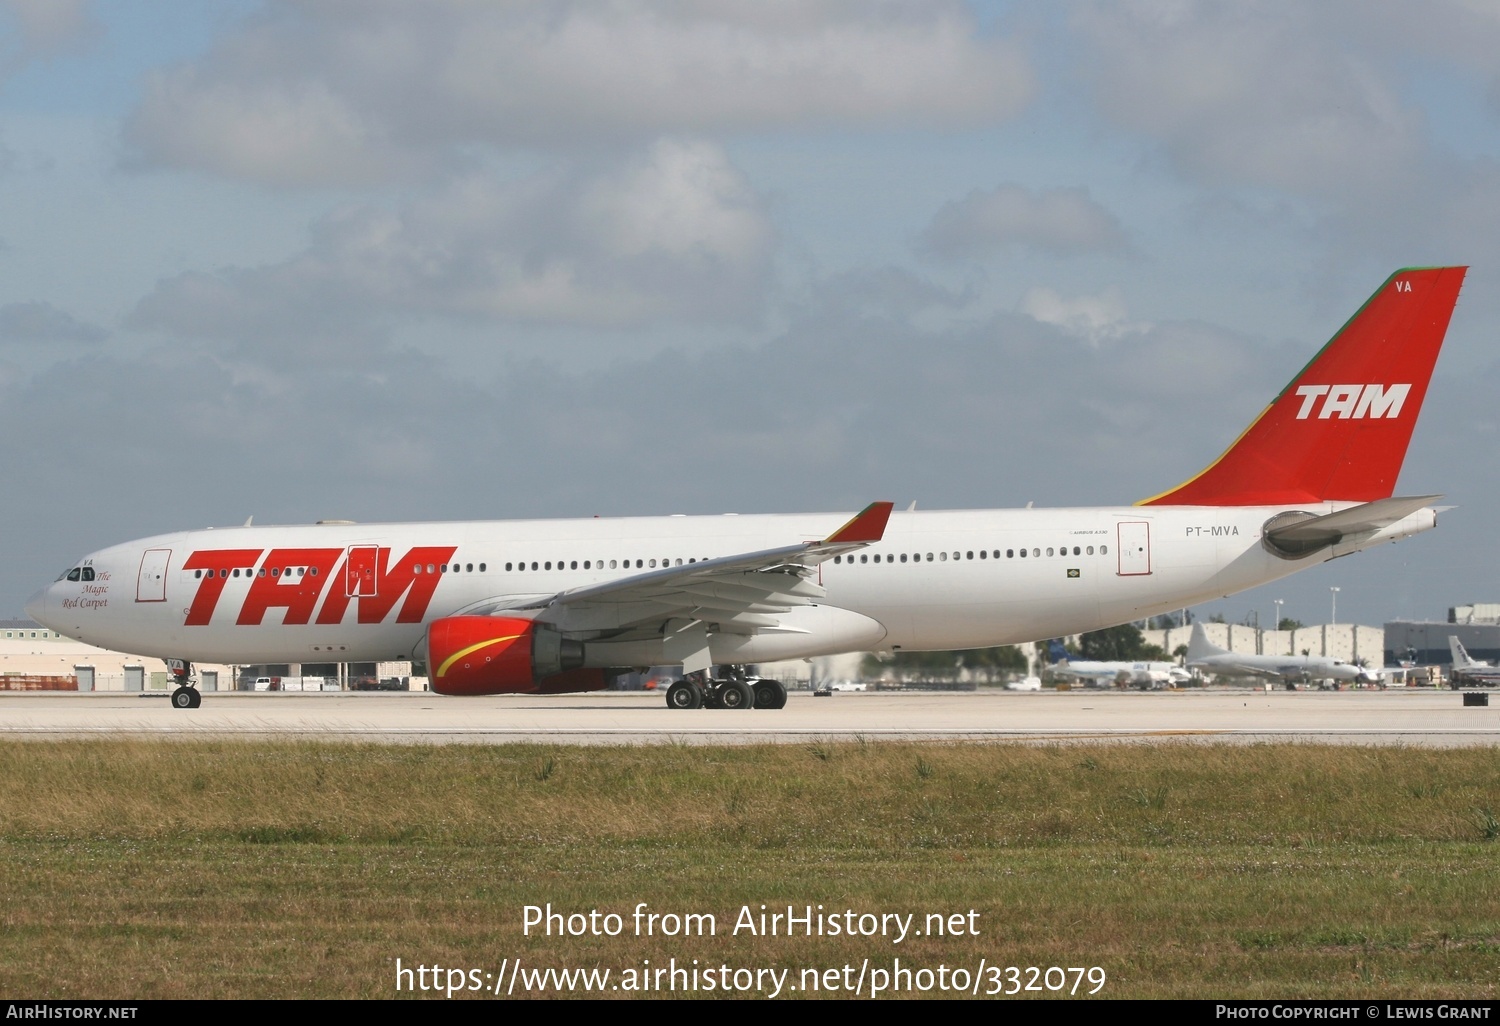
[1056,660,1190,686]
[26,503,1434,670]
[1187,652,1372,682]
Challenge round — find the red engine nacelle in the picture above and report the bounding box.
[427,615,603,696]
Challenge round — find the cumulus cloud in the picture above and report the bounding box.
[1,0,97,72]
[919,184,1129,259]
[1072,2,1426,197]
[0,301,106,345]
[1019,286,1142,346]
[125,1,1034,185]
[127,75,420,187]
[129,139,773,343]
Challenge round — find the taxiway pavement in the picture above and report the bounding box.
[0,688,1495,745]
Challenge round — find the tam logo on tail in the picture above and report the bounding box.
[1140,266,1465,506]
[1293,384,1410,420]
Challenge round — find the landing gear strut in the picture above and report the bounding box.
[167,659,201,709]
[662,667,788,710]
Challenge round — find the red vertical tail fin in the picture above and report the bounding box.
[1141,266,1466,506]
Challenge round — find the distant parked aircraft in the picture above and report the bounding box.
[1448,636,1500,685]
[1046,640,1190,688]
[1186,623,1382,685]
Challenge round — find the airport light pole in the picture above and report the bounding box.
[1330,587,1340,626]
[1274,599,1283,653]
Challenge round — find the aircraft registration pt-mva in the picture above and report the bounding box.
[27,267,1467,711]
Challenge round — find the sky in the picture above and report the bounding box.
[3,0,1500,633]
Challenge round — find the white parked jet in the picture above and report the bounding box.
[1448,637,1500,684]
[25,268,1465,711]
[1045,640,1190,688]
[1185,622,1382,686]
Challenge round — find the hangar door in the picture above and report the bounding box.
[1116,522,1152,576]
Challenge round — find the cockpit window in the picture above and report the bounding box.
[81,568,95,581]
[65,568,81,582]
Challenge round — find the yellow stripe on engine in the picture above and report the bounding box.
[436,635,523,678]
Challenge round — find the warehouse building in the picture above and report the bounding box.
[1383,617,1500,667]
[0,620,417,691]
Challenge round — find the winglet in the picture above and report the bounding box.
[825,501,894,544]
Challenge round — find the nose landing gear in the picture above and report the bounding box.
[167,659,201,709]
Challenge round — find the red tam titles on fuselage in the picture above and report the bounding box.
[180,545,456,626]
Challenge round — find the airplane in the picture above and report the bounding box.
[1447,636,1500,685]
[25,267,1465,711]
[1045,639,1191,688]
[1185,622,1383,686]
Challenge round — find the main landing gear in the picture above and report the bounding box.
[664,668,788,710]
[167,658,201,709]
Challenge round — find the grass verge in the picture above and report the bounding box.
[0,740,1497,998]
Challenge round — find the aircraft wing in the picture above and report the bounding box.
[452,502,894,640]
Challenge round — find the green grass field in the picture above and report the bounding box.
[0,740,1497,999]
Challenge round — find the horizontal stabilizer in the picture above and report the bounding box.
[1262,494,1440,558]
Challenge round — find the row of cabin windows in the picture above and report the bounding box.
[193,562,491,580]
[506,557,706,572]
[832,544,1106,564]
[188,547,1109,580]
[194,566,321,580]
[5,630,53,638]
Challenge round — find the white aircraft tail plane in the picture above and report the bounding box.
[1448,636,1490,670]
[1187,623,1380,684]
[26,267,1465,708]
[1447,636,1500,685]
[1185,623,1230,663]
